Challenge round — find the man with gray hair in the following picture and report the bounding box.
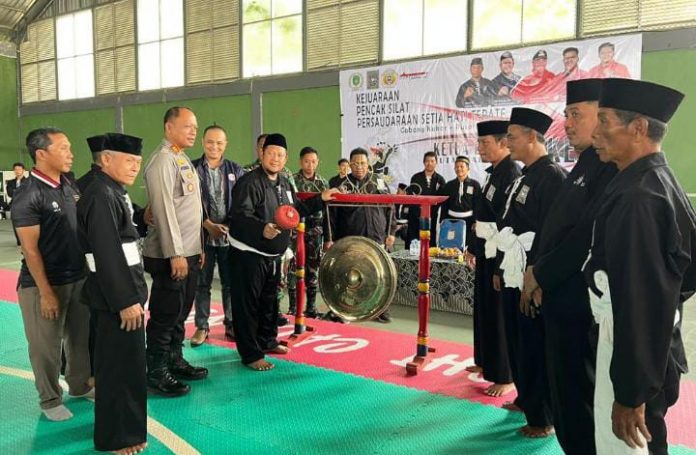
[12,128,92,421]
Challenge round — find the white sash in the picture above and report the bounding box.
[496,227,535,290]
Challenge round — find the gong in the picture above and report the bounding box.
[319,236,397,322]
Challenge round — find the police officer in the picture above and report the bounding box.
[142,106,207,397]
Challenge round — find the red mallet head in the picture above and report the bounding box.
[274,205,300,230]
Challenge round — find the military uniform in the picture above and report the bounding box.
[143,139,207,394]
[287,172,329,316]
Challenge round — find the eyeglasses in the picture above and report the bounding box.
[350,161,368,168]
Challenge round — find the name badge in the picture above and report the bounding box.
[377,178,386,191]
[485,184,496,201]
[228,173,236,182]
[286,191,294,204]
[466,185,474,195]
[516,185,530,204]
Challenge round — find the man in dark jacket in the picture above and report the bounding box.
[228,133,337,371]
[190,124,244,346]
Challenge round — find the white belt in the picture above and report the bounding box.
[227,234,280,258]
[496,227,535,290]
[448,209,473,219]
[85,241,141,273]
[475,221,499,259]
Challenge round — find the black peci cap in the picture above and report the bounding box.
[509,107,553,135]
[598,78,685,123]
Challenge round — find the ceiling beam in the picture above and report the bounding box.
[0,3,26,14]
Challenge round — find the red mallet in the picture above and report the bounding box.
[274,205,300,230]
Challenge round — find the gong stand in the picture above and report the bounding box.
[290,192,447,375]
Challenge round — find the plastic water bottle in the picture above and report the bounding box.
[409,239,420,256]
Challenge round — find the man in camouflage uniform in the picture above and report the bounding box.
[287,147,329,318]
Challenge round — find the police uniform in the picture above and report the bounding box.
[470,121,520,387]
[532,79,617,454]
[287,171,329,316]
[228,134,324,365]
[77,133,148,452]
[143,138,207,395]
[583,79,694,455]
[496,108,566,430]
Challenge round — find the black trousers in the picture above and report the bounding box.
[229,248,281,364]
[477,257,512,384]
[92,309,147,451]
[145,256,200,358]
[543,282,597,455]
[516,296,553,427]
[645,365,681,455]
[500,287,522,406]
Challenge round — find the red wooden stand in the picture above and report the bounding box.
[288,192,447,375]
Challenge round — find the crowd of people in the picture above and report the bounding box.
[5,76,694,455]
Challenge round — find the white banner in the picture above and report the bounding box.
[340,34,642,188]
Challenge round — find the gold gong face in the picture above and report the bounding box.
[319,236,397,321]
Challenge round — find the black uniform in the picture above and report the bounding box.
[533,147,616,454]
[471,155,521,383]
[328,174,346,189]
[438,176,481,247]
[584,153,695,454]
[405,171,446,248]
[77,170,148,452]
[228,167,323,364]
[328,173,398,245]
[498,155,566,428]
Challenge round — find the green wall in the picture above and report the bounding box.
[0,56,19,168]
[6,48,695,205]
[642,49,696,200]
[262,86,342,180]
[122,95,253,203]
[18,108,115,178]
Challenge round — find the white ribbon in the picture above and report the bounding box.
[475,221,499,259]
[496,227,535,290]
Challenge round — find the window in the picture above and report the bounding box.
[582,0,696,36]
[242,0,303,77]
[95,0,136,95]
[56,10,94,100]
[186,0,240,84]
[137,0,184,91]
[382,0,467,61]
[19,18,56,103]
[306,0,379,70]
[471,0,575,50]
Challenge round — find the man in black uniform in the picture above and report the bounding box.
[584,79,694,454]
[522,79,617,454]
[455,57,495,107]
[77,133,148,455]
[469,121,519,398]
[438,156,480,248]
[496,108,566,437]
[228,134,337,371]
[326,147,397,323]
[405,151,446,249]
[328,158,350,188]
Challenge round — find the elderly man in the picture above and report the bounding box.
[584,78,694,455]
[523,79,617,454]
[143,106,207,397]
[228,134,337,371]
[12,128,92,421]
[77,133,148,455]
[496,108,566,437]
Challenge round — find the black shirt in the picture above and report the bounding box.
[534,148,617,303]
[583,153,695,408]
[499,155,567,266]
[229,167,323,255]
[77,170,148,312]
[12,169,87,287]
